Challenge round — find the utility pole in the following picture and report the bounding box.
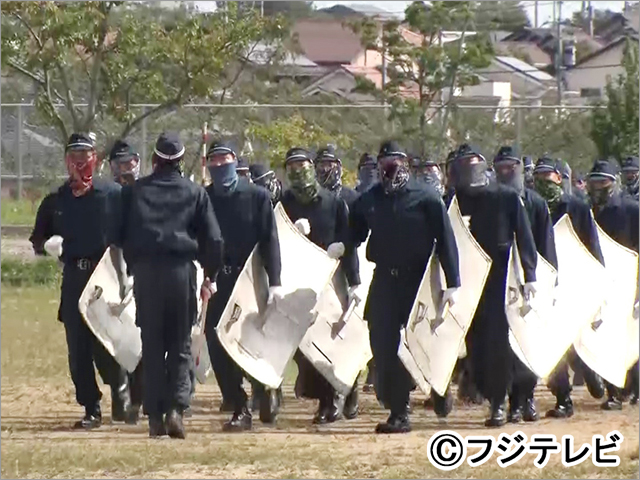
[588,1,593,37]
[556,1,563,105]
[534,1,539,28]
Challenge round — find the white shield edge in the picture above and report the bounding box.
[402,197,492,396]
[572,219,633,388]
[398,331,432,396]
[215,203,339,389]
[594,222,639,371]
[78,247,142,373]
[298,240,374,396]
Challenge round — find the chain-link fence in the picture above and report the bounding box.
[1,102,602,198]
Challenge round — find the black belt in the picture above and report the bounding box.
[382,265,425,278]
[67,258,99,271]
[220,265,243,276]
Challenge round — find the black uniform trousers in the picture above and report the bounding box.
[133,258,196,419]
[205,268,265,411]
[60,263,127,410]
[466,253,515,404]
[365,267,422,416]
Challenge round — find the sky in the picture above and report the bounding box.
[194,1,628,26]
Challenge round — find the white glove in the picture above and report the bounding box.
[294,218,311,236]
[523,282,537,302]
[200,277,217,303]
[120,276,134,300]
[347,285,360,303]
[327,242,345,259]
[442,287,459,308]
[44,235,63,258]
[267,286,284,305]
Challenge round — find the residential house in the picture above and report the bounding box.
[565,33,639,101]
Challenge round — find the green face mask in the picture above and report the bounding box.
[534,178,563,209]
[287,162,318,204]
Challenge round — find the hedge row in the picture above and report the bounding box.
[1,257,61,287]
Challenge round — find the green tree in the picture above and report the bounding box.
[1,2,287,144]
[351,1,492,157]
[571,8,619,36]
[591,37,639,162]
[471,1,530,32]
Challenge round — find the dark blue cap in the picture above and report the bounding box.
[207,140,236,158]
[109,139,138,163]
[622,156,639,171]
[494,145,521,164]
[154,132,185,161]
[446,150,457,163]
[237,156,249,170]
[588,159,618,181]
[316,144,341,164]
[558,160,571,179]
[249,163,273,180]
[358,153,376,168]
[454,143,486,162]
[522,156,534,168]
[378,140,406,159]
[66,132,96,152]
[285,147,312,164]
[534,156,560,174]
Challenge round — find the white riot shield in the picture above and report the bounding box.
[215,203,339,389]
[78,247,141,373]
[299,240,375,396]
[400,197,492,396]
[398,331,431,396]
[505,248,558,380]
[79,247,211,379]
[573,222,639,386]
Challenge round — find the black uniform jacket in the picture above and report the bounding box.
[118,166,223,279]
[206,178,281,286]
[348,179,460,289]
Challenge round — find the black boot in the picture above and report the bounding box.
[313,396,330,425]
[545,395,574,418]
[165,409,186,439]
[523,397,539,422]
[485,400,506,428]
[631,393,639,405]
[223,407,252,432]
[601,396,623,411]
[433,388,453,419]
[149,416,167,437]
[259,388,279,424]
[507,397,523,424]
[74,403,102,430]
[326,394,343,423]
[375,413,411,434]
[343,387,359,420]
[111,383,132,423]
[584,369,605,399]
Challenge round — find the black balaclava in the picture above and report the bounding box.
[357,153,378,191]
[315,145,342,193]
[622,156,639,199]
[250,163,282,205]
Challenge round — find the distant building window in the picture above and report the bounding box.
[581,88,602,98]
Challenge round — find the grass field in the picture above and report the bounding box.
[1,285,639,479]
[1,197,42,226]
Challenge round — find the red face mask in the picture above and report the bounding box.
[66,150,97,197]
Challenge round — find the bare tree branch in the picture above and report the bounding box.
[6,59,45,86]
[12,13,43,50]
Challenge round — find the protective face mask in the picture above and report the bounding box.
[495,163,524,194]
[452,161,488,191]
[66,154,97,197]
[316,162,342,192]
[208,161,238,196]
[379,159,409,194]
[287,162,319,203]
[111,159,141,186]
[534,178,564,209]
